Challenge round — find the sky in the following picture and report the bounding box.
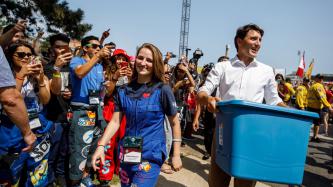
[67,0,333,75]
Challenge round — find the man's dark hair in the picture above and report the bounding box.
[234,24,264,51]
[81,35,99,47]
[285,77,291,83]
[105,41,116,47]
[49,33,70,46]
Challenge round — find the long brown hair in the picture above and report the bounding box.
[133,43,165,83]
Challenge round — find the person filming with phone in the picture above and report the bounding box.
[0,41,52,186]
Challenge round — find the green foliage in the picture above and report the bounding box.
[0,0,92,39]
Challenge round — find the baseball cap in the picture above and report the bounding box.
[112,49,130,61]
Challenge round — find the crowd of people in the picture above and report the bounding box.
[0,20,332,187]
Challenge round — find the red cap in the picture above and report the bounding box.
[112,49,130,62]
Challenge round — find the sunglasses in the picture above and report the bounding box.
[15,52,33,59]
[85,43,102,49]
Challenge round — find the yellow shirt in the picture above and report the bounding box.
[284,82,296,102]
[295,85,308,109]
[307,82,331,109]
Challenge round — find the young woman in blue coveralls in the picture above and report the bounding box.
[92,43,182,187]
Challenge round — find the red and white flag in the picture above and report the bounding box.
[296,51,305,78]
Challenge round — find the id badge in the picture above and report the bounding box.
[89,96,100,105]
[29,118,42,129]
[123,136,143,164]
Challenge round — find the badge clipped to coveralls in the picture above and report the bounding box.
[28,111,41,129]
[123,136,143,164]
[88,90,100,105]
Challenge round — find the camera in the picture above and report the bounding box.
[193,48,203,59]
[166,52,176,58]
[170,52,176,58]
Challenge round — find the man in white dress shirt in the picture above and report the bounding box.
[197,24,287,187]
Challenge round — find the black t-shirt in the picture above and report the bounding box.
[44,63,71,122]
[114,81,177,116]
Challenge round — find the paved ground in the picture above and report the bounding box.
[111,123,333,187]
[156,124,333,187]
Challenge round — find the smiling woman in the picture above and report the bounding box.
[91,43,183,187]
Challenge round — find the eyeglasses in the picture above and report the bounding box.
[15,52,32,59]
[85,43,102,49]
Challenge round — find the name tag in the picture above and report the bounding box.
[30,136,50,162]
[29,118,42,129]
[123,148,142,164]
[122,136,143,164]
[89,96,100,105]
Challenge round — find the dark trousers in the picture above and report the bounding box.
[209,131,256,187]
[204,125,214,154]
[48,122,69,185]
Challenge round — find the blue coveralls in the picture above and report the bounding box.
[117,83,167,187]
[0,87,53,186]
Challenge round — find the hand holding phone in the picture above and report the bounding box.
[120,61,128,68]
[58,46,71,56]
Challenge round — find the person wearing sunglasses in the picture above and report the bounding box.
[0,45,36,155]
[68,35,112,186]
[0,41,52,186]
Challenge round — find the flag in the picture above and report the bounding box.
[296,51,305,78]
[305,59,314,79]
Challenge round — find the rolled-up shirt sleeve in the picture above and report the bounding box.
[198,63,223,96]
[264,68,283,105]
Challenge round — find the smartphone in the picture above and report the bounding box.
[58,46,71,56]
[30,56,41,65]
[120,61,128,68]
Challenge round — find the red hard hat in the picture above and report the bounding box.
[112,49,130,62]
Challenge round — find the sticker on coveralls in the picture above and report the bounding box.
[30,137,50,162]
[101,160,111,174]
[93,126,102,136]
[78,117,95,126]
[120,169,130,185]
[143,93,150,98]
[139,161,151,172]
[83,130,94,144]
[130,183,138,187]
[30,159,48,186]
[119,146,124,161]
[79,159,87,171]
[81,145,91,158]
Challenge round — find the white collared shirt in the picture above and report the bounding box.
[199,56,282,105]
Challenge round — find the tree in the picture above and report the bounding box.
[0,0,92,39]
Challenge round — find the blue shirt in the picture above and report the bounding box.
[69,57,104,104]
[0,46,16,88]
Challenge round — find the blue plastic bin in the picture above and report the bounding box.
[215,100,319,185]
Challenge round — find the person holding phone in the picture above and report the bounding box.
[0,41,52,186]
[0,20,27,48]
[43,33,73,186]
[97,48,131,186]
[110,49,133,86]
[92,43,182,187]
